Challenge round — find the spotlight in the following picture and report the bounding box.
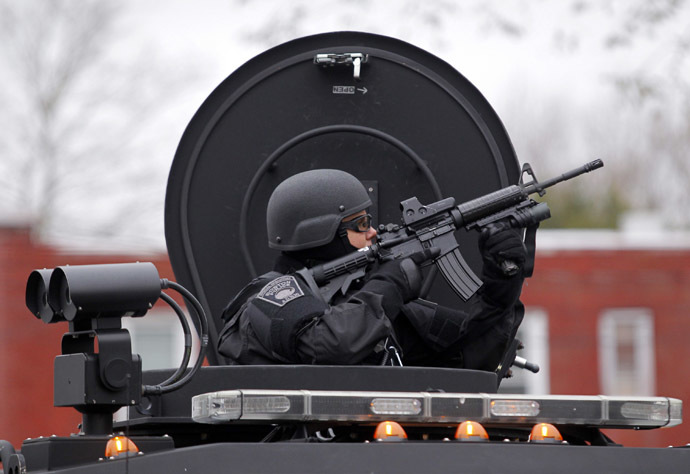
[47,262,161,321]
[25,262,208,435]
[26,268,62,324]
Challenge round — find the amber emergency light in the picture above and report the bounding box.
[455,421,489,442]
[529,423,563,443]
[374,421,408,441]
[105,436,139,458]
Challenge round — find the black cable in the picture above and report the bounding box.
[163,280,209,360]
[142,280,208,395]
[157,292,193,387]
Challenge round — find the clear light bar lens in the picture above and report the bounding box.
[370,398,422,415]
[244,396,291,414]
[621,401,668,422]
[669,399,683,427]
[191,391,241,423]
[490,400,540,417]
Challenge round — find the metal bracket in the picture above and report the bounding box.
[314,52,369,80]
[6,452,27,474]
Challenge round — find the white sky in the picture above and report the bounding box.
[118,0,687,104]
[2,0,689,251]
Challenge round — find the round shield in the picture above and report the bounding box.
[165,31,520,364]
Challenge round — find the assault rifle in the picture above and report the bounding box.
[304,160,603,303]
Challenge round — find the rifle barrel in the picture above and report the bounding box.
[524,159,603,195]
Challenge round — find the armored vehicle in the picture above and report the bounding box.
[2,32,688,473]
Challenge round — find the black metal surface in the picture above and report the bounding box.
[123,365,497,421]
[34,441,690,474]
[19,435,174,472]
[164,31,520,364]
[54,351,142,435]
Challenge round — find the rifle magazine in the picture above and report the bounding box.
[436,248,483,301]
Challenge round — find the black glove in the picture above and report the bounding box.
[362,248,437,316]
[368,256,420,301]
[478,223,527,278]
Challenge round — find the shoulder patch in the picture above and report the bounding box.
[255,275,305,307]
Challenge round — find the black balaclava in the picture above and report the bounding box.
[282,229,359,269]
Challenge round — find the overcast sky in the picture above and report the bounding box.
[120,0,687,106]
[1,0,688,251]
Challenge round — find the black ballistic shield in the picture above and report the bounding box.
[165,32,521,364]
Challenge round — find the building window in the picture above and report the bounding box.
[498,308,550,394]
[598,308,655,396]
[121,307,199,371]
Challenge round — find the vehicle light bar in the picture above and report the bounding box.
[191,390,682,429]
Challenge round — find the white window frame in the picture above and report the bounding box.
[598,308,655,396]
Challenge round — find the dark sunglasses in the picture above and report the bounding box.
[339,213,373,233]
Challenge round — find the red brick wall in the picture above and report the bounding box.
[2,227,689,448]
[523,248,690,447]
[0,227,174,448]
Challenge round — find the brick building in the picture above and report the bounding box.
[517,229,690,447]
[1,226,688,448]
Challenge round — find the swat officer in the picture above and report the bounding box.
[218,169,526,369]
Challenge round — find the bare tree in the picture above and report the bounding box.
[0,1,116,237]
[2,0,686,240]
[0,0,196,247]
[482,0,690,228]
[571,0,690,227]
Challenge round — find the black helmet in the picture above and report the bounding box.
[267,169,372,251]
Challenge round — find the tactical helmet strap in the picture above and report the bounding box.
[284,231,358,268]
[337,227,359,256]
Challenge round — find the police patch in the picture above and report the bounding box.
[255,275,305,307]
